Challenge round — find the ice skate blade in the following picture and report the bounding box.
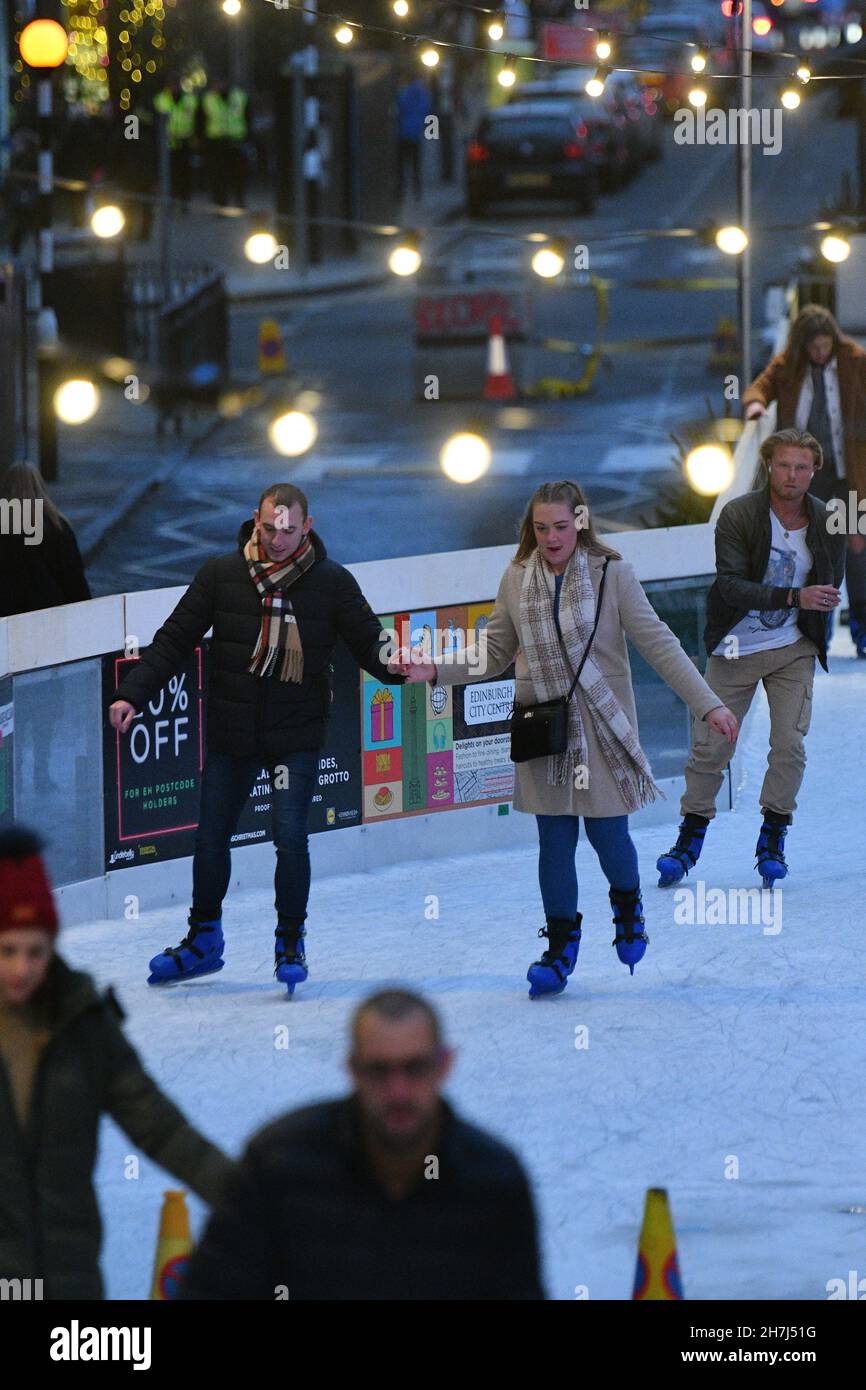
[147,959,224,986]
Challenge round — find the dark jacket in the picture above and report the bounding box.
[113,522,403,760]
[741,337,866,499]
[0,955,233,1300]
[0,516,91,619]
[704,483,847,671]
[180,1096,545,1301]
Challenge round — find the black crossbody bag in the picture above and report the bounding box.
[509,558,610,765]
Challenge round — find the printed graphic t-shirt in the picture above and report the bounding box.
[712,510,812,657]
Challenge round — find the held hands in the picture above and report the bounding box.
[109,700,137,733]
[799,585,841,612]
[705,704,739,746]
[744,402,767,421]
[386,644,437,683]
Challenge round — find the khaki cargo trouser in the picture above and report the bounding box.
[682,635,818,821]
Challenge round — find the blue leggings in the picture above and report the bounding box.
[535,814,639,919]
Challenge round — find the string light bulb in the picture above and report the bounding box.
[392,0,409,16]
[780,85,801,110]
[595,33,612,62]
[487,15,504,42]
[690,49,708,73]
[497,55,516,89]
[388,232,422,277]
[585,68,608,99]
[715,225,749,256]
[334,23,354,45]
[688,83,708,107]
[820,232,851,263]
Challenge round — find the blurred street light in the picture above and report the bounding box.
[820,232,851,263]
[715,224,749,255]
[440,432,492,485]
[245,231,279,264]
[54,379,99,425]
[685,444,734,496]
[91,204,125,238]
[19,18,68,67]
[388,234,422,276]
[269,409,318,456]
[531,242,567,278]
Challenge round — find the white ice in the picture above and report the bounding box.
[62,627,866,1300]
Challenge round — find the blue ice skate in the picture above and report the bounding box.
[147,916,224,984]
[275,920,308,998]
[527,914,582,999]
[610,887,648,976]
[656,813,709,888]
[755,810,789,890]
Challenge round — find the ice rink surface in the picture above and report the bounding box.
[63,628,865,1300]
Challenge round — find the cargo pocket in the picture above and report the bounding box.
[795,686,813,736]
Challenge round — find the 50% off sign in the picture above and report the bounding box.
[129,675,190,763]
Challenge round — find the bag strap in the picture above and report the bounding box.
[564,557,610,704]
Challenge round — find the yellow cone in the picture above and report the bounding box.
[632,1187,684,1299]
[150,1190,192,1300]
[258,318,287,374]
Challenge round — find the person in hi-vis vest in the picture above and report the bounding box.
[153,81,199,210]
[202,83,249,208]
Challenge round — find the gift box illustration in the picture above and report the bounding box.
[370,687,394,742]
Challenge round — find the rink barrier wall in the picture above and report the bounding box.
[1,521,746,929]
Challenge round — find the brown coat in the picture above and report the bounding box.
[741,337,866,499]
[435,553,721,818]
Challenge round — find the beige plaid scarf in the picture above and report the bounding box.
[519,545,662,810]
[243,530,316,683]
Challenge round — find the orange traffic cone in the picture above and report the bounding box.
[150,1190,193,1300]
[632,1187,684,1299]
[483,314,517,400]
[258,318,287,375]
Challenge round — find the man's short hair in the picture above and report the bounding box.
[351,989,442,1051]
[258,483,309,520]
[759,428,823,473]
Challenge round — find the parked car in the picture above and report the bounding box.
[466,103,599,216]
[511,69,662,168]
[506,86,631,189]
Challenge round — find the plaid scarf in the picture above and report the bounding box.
[243,529,316,682]
[519,546,662,811]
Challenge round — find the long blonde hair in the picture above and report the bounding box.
[0,462,65,531]
[514,480,621,564]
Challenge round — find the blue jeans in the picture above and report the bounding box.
[191,750,319,926]
[535,814,639,919]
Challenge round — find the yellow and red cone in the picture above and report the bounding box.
[632,1187,684,1299]
[150,1190,193,1300]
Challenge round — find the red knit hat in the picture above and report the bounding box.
[0,827,60,937]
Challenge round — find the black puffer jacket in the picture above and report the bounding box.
[704,484,847,671]
[0,955,233,1299]
[113,522,403,759]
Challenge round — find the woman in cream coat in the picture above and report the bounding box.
[398,480,738,998]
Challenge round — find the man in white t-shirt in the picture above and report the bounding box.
[656,429,847,890]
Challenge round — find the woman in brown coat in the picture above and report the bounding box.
[397,481,737,997]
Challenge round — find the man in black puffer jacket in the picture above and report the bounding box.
[108,483,405,989]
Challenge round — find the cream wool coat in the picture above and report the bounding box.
[434,551,722,818]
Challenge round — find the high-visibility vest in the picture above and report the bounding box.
[225,89,248,142]
[154,90,198,148]
[202,90,229,140]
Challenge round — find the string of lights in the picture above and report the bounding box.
[266,0,866,77]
